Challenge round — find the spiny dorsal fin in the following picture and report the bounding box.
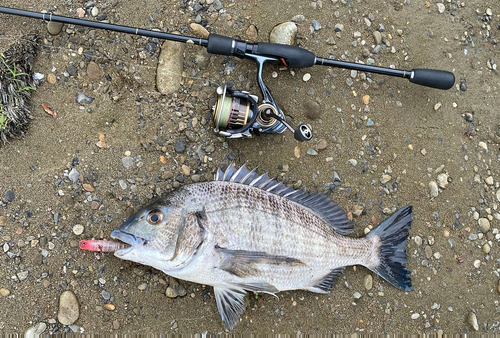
[214,164,354,235]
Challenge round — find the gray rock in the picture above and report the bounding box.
[5,189,15,202]
[118,180,127,190]
[47,21,64,36]
[364,275,373,290]
[157,39,184,95]
[291,15,305,23]
[101,290,111,300]
[429,181,439,198]
[311,20,322,31]
[269,22,297,45]
[175,139,187,153]
[17,271,28,280]
[68,168,80,183]
[25,322,47,338]
[437,173,449,189]
[165,277,187,298]
[478,218,490,233]
[121,157,134,168]
[468,312,479,331]
[353,292,362,299]
[303,100,321,120]
[76,92,95,105]
[373,31,382,45]
[58,291,79,325]
[67,65,77,76]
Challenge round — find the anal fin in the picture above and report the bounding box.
[214,285,247,330]
[306,267,345,294]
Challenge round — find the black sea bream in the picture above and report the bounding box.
[111,164,413,329]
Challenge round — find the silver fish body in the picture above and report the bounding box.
[111,164,413,329]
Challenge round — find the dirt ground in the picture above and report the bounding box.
[1,0,499,334]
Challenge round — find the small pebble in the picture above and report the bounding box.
[0,288,10,296]
[473,260,481,269]
[105,303,116,311]
[353,292,362,299]
[72,224,84,236]
[5,189,15,202]
[468,312,479,331]
[138,283,147,291]
[482,243,490,254]
[429,181,439,198]
[411,313,420,320]
[76,92,95,105]
[437,173,449,189]
[25,322,47,338]
[122,157,134,168]
[303,73,311,82]
[364,275,372,290]
[478,218,490,233]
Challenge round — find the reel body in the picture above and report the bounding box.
[212,85,287,139]
[211,54,313,142]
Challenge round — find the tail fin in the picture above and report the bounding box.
[366,206,413,291]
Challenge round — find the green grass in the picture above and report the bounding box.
[0,113,10,130]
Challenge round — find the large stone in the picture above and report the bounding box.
[156,39,184,95]
[269,22,297,45]
[189,23,209,39]
[58,291,79,325]
[47,21,63,36]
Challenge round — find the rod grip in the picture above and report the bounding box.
[409,69,455,90]
[207,34,234,55]
[254,43,316,68]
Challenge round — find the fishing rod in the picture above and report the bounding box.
[0,6,456,142]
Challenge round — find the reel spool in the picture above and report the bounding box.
[212,85,259,138]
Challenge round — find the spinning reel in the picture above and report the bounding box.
[212,56,312,141]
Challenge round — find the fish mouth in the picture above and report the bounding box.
[110,230,147,256]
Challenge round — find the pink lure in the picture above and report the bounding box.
[79,239,128,252]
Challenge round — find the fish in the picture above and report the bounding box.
[110,164,413,330]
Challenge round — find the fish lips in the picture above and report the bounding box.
[110,229,146,256]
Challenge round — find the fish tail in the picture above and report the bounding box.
[366,206,413,291]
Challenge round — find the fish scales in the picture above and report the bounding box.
[111,164,413,330]
[183,182,374,275]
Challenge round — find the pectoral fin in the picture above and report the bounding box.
[215,246,305,278]
[213,285,247,330]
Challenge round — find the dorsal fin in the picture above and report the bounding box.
[214,164,354,235]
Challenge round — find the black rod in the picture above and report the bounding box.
[0,6,208,46]
[315,57,409,78]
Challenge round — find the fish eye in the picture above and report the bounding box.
[147,210,163,225]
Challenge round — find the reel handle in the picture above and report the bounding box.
[409,69,455,90]
[294,124,313,142]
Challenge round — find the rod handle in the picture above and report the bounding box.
[409,69,455,90]
[254,43,316,68]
